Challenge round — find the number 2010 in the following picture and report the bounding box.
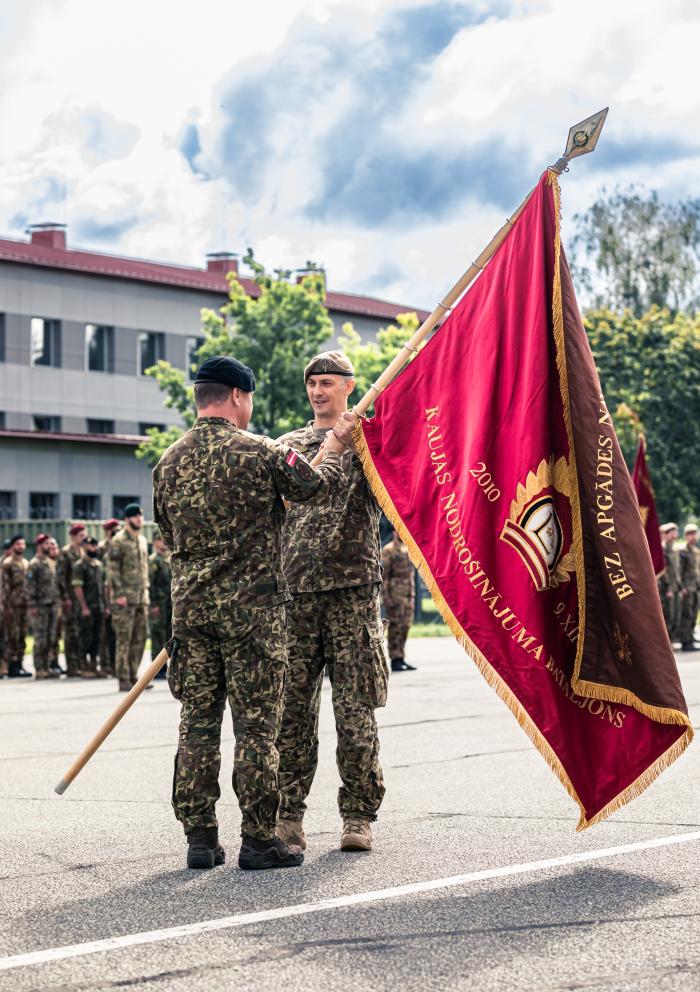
[469,461,501,502]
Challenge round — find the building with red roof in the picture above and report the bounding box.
[0,224,427,521]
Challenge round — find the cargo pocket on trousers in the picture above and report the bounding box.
[363,620,389,709]
[166,637,185,700]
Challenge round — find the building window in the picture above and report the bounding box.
[186,336,205,381]
[85,324,114,373]
[138,332,164,376]
[139,422,164,435]
[72,494,100,520]
[0,313,5,362]
[30,492,58,520]
[30,318,61,367]
[113,495,140,519]
[0,412,5,429]
[0,491,16,520]
[87,418,115,434]
[33,414,61,432]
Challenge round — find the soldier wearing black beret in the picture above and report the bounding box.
[153,354,355,871]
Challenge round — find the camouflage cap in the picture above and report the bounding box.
[661,522,678,532]
[684,522,698,535]
[304,350,354,383]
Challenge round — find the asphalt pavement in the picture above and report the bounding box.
[0,638,698,991]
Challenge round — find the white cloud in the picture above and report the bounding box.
[0,0,699,312]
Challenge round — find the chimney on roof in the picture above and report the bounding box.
[296,265,326,285]
[206,252,238,275]
[28,223,67,250]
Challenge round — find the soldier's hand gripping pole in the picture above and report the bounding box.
[53,641,179,795]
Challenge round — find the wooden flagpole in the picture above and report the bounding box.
[54,647,170,795]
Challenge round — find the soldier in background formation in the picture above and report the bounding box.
[106,503,150,691]
[149,531,172,679]
[57,524,88,676]
[27,534,60,679]
[1,535,31,678]
[73,536,110,677]
[658,523,681,641]
[678,523,699,651]
[381,530,417,672]
[98,518,120,671]
[47,537,63,674]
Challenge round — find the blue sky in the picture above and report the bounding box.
[0,0,698,310]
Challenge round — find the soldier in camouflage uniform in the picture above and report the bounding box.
[658,523,681,642]
[56,524,88,676]
[98,519,120,672]
[27,533,60,679]
[678,523,699,650]
[73,536,109,677]
[46,538,64,674]
[153,355,351,871]
[149,532,172,679]
[381,530,417,671]
[276,351,388,855]
[107,504,149,690]
[0,539,10,677]
[1,535,31,678]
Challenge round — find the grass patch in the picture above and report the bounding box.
[408,622,451,638]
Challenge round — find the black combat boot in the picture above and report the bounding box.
[391,657,416,672]
[8,662,32,678]
[186,826,226,869]
[238,833,304,870]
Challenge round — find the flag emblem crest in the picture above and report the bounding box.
[500,457,575,592]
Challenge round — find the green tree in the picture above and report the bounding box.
[585,305,700,520]
[137,250,334,465]
[572,186,700,316]
[338,311,422,413]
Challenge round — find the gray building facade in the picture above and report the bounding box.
[0,224,427,521]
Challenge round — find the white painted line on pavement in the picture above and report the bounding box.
[2,829,699,972]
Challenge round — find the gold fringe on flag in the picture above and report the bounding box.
[353,173,693,829]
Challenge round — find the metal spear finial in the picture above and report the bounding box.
[549,107,609,175]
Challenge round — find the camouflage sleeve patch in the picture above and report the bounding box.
[284,448,314,484]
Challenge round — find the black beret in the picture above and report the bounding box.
[123,503,143,518]
[194,356,255,392]
[8,534,24,546]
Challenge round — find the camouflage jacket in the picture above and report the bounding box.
[73,557,105,610]
[658,545,681,596]
[278,422,381,593]
[27,555,58,607]
[1,556,28,610]
[678,544,700,593]
[381,541,415,608]
[107,529,149,605]
[148,552,172,609]
[56,544,82,601]
[152,416,345,626]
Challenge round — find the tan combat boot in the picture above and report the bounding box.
[275,818,307,851]
[340,817,373,851]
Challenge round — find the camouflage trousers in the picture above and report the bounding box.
[277,584,388,824]
[385,601,414,659]
[678,590,698,646]
[112,604,148,682]
[661,591,680,641]
[2,607,27,668]
[62,601,85,675]
[80,608,105,671]
[31,604,59,673]
[169,607,287,839]
[150,608,172,659]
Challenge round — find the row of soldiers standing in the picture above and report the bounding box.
[658,521,699,650]
[0,505,172,688]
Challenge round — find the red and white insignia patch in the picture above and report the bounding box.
[285,450,298,468]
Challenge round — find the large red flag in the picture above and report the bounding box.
[356,172,692,829]
[632,435,665,577]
